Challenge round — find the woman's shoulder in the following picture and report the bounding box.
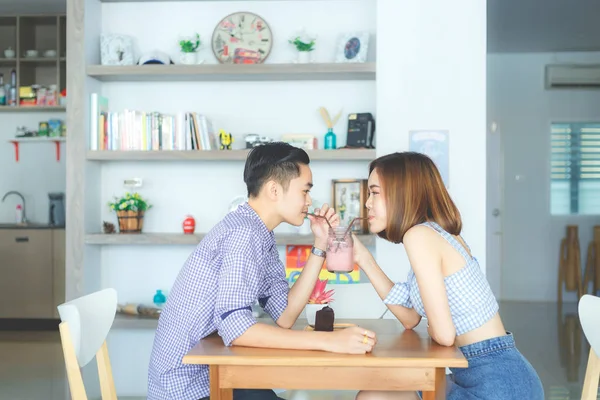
[403,223,438,244]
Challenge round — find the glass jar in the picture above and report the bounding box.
[326,226,354,273]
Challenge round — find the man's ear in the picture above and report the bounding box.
[263,180,280,201]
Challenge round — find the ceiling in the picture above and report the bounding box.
[2,0,600,53]
[488,0,600,53]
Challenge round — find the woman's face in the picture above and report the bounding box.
[365,169,387,234]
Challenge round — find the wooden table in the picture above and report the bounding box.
[183,319,467,400]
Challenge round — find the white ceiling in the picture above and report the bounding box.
[2,0,600,53]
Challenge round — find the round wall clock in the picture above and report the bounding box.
[211,11,273,64]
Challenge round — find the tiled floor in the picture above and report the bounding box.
[0,301,597,400]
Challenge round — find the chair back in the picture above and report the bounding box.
[578,294,600,400]
[57,288,118,400]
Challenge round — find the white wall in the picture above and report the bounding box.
[375,0,487,282]
[98,0,377,309]
[488,51,600,302]
[0,112,66,224]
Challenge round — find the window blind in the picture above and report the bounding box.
[551,123,600,215]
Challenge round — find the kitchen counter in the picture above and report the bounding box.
[0,223,65,229]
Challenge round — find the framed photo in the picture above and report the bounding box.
[331,179,368,233]
[335,32,370,63]
[281,134,317,150]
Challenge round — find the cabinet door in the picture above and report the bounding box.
[0,229,53,318]
[52,229,65,319]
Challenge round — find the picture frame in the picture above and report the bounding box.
[335,32,370,63]
[331,179,368,233]
[281,134,317,150]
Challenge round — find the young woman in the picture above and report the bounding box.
[353,152,544,400]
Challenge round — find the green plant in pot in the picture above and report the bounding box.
[289,32,316,64]
[179,33,201,65]
[108,192,152,234]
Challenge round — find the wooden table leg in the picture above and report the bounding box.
[422,368,446,400]
[210,365,233,400]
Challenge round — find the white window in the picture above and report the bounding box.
[551,123,600,215]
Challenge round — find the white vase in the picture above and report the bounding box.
[297,51,311,64]
[305,303,327,326]
[180,52,197,65]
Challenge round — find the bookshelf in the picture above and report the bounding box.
[86,148,375,161]
[0,106,65,112]
[0,14,67,111]
[87,63,376,82]
[66,0,377,308]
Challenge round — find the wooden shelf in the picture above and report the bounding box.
[113,314,159,330]
[9,136,65,161]
[86,63,376,82]
[85,232,375,246]
[86,149,375,162]
[0,106,65,112]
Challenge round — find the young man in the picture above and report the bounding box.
[147,142,376,400]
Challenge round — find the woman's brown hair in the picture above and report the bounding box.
[369,152,462,244]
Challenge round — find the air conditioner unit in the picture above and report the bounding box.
[545,64,600,89]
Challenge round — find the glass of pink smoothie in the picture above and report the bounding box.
[326,226,354,273]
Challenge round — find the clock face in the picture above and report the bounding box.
[211,12,273,64]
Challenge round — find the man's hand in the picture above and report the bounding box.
[308,203,339,249]
[322,326,377,354]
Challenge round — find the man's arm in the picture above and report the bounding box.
[276,240,326,328]
[215,228,376,354]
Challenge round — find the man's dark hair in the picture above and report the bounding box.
[244,142,310,198]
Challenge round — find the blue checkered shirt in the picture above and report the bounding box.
[147,203,289,400]
[383,221,499,336]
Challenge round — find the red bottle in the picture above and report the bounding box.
[183,215,196,234]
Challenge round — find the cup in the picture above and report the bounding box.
[325,226,354,273]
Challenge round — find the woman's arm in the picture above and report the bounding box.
[353,235,422,329]
[403,226,456,346]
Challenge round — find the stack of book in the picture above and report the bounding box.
[89,93,217,151]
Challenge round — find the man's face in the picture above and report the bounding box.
[277,163,313,226]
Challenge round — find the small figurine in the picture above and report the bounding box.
[219,129,234,150]
[103,221,116,234]
[183,215,196,234]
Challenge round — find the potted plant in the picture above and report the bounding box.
[179,33,201,65]
[305,278,334,326]
[289,33,316,64]
[108,192,151,234]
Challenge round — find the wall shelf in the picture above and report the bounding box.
[9,136,66,162]
[86,62,376,82]
[85,232,375,246]
[86,148,376,162]
[0,106,66,112]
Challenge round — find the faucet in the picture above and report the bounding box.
[2,191,27,224]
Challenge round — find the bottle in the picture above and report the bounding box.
[153,289,166,308]
[0,74,5,106]
[324,128,337,150]
[8,69,16,106]
[15,204,23,224]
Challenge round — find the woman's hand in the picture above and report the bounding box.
[308,204,339,249]
[352,233,375,271]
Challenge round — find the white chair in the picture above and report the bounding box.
[57,288,118,400]
[578,294,600,400]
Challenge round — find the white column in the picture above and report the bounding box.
[375,0,487,281]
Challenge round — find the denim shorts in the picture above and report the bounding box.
[418,332,544,399]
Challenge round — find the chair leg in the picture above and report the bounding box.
[58,322,89,400]
[581,348,600,400]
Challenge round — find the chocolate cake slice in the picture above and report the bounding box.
[314,306,335,331]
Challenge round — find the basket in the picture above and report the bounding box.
[116,210,144,233]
